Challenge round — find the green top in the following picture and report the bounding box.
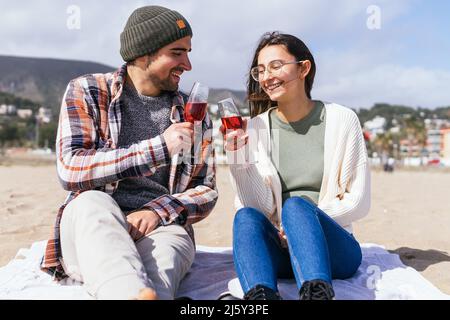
[269,101,326,205]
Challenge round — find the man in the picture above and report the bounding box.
[40,5,217,300]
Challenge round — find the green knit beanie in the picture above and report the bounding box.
[120,5,193,62]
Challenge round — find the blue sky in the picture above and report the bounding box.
[0,0,449,109]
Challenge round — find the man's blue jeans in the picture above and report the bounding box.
[233,197,362,294]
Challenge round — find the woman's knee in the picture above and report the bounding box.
[281,197,315,224]
[233,207,270,233]
[233,208,273,238]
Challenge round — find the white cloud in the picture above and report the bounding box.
[0,0,448,108]
[316,64,450,109]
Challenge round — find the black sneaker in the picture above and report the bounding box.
[217,291,242,300]
[299,280,335,300]
[244,285,282,300]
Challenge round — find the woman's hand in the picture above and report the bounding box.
[219,118,248,152]
[278,227,288,248]
[278,227,287,240]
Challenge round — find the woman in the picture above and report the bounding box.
[222,32,371,300]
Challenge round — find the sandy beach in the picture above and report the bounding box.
[0,161,449,295]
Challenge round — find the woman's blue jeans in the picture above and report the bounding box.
[232,197,362,294]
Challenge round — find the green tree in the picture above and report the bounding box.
[38,121,58,150]
[0,122,27,147]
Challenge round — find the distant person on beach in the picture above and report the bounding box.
[40,5,217,300]
[386,157,395,172]
[221,32,371,300]
[382,152,395,172]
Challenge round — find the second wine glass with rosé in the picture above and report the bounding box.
[218,98,243,130]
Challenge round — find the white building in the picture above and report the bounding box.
[0,104,17,115]
[441,129,450,166]
[363,116,386,138]
[389,126,400,134]
[37,107,52,123]
[424,118,449,130]
[17,109,33,119]
[426,129,441,156]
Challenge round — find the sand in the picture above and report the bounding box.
[0,162,449,295]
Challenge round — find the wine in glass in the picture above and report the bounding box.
[184,82,209,123]
[218,98,243,130]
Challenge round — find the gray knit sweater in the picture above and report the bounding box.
[112,81,173,213]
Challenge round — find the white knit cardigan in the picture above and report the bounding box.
[226,102,371,233]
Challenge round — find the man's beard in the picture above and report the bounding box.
[148,72,178,93]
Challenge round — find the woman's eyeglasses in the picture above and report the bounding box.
[250,60,305,82]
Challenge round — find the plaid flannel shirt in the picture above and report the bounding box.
[40,64,218,280]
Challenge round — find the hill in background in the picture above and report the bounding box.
[0,55,248,116]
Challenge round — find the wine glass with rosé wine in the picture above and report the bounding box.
[218,98,243,130]
[219,98,250,165]
[184,82,209,123]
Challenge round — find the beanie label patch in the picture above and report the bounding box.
[176,19,186,29]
